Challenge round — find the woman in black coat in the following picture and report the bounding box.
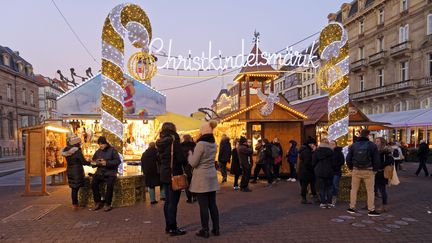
[156,122,188,236]
[230,139,241,190]
[298,137,318,204]
[374,137,394,212]
[141,142,164,204]
[312,139,334,208]
[61,135,89,210]
[181,134,196,203]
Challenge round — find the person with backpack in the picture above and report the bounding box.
[390,142,403,172]
[286,140,299,182]
[312,138,334,208]
[416,140,430,177]
[346,129,381,217]
[272,138,283,181]
[374,137,394,212]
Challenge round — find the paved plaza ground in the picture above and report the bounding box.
[0,163,431,243]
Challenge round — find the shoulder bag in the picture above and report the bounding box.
[170,137,189,191]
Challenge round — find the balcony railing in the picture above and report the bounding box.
[45,92,58,100]
[421,76,432,86]
[390,41,411,56]
[351,79,417,100]
[369,51,386,65]
[351,59,367,71]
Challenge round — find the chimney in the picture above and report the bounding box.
[328,13,337,22]
[14,51,19,56]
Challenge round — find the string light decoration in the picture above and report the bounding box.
[318,22,350,154]
[101,3,152,154]
[127,51,157,81]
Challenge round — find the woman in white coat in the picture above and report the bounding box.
[188,120,220,238]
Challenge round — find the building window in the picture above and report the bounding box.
[400,0,408,12]
[22,88,26,105]
[360,75,365,91]
[429,53,432,77]
[359,46,364,59]
[400,61,409,81]
[377,69,384,87]
[307,85,310,96]
[377,37,384,52]
[3,55,10,66]
[378,8,385,24]
[0,112,3,139]
[7,84,12,100]
[8,112,13,139]
[311,84,315,95]
[420,98,431,109]
[30,91,34,106]
[394,102,402,112]
[359,20,364,34]
[303,87,306,98]
[428,14,432,35]
[399,24,409,43]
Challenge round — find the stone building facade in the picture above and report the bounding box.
[0,45,39,157]
[34,75,66,122]
[328,0,432,115]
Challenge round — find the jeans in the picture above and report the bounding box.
[416,158,429,176]
[289,163,297,179]
[161,183,181,231]
[375,174,388,205]
[253,164,272,184]
[196,191,219,232]
[318,177,333,204]
[332,175,341,197]
[300,179,317,199]
[240,164,251,189]
[350,169,375,211]
[148,186,166,202]
[219,161,228,179]
[233,174,240,187]
[71,187,79,205]
[92,175,116,205]
[273,164,280,179]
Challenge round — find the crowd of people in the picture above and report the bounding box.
[60,121,430,239]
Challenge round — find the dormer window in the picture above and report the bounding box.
[17,61,24,73]
[3,54,10,66]
[25,66,33,76]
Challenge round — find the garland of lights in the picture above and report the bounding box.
[101,3,152,154]
[318,22,349,154]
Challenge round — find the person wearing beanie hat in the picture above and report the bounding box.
[298,137,319,204]
[218,133,231,183]
[62,134,89,210]
[188,120,220,238]
[90,136,121,212]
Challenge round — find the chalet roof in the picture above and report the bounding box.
[234,43,278,82]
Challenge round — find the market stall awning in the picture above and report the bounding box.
[57,73,166,119]
[155,112,205,132]
[368,108,432,127]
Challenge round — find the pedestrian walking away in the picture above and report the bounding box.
[416,140,430,177]
[156,122,189,236]
[218,134,231,183]
[141,142,165,205]
[90,136,121,212]
[188,121,220,238]
[312,138,334,208]
[61,134,90,210]
[272,138,283,181]
[346,129,381,217]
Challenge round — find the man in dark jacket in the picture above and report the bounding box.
[91,136,121,212]
[238,136,253,192]
[416,140,429,177]
[286,140,298,182]
[251,139,273,186]
[346,129,381,217]
[312,138,334,208]
[330,140,345,206]
[218,134,231,183]
[298,137,318,204]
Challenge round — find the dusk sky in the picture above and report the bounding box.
[1,0,346,115]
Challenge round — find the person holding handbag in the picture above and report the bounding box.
[156,122,188,237]
[374,137,394,212]
[188,120,220,238]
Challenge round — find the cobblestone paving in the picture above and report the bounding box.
[0,163,431,242]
